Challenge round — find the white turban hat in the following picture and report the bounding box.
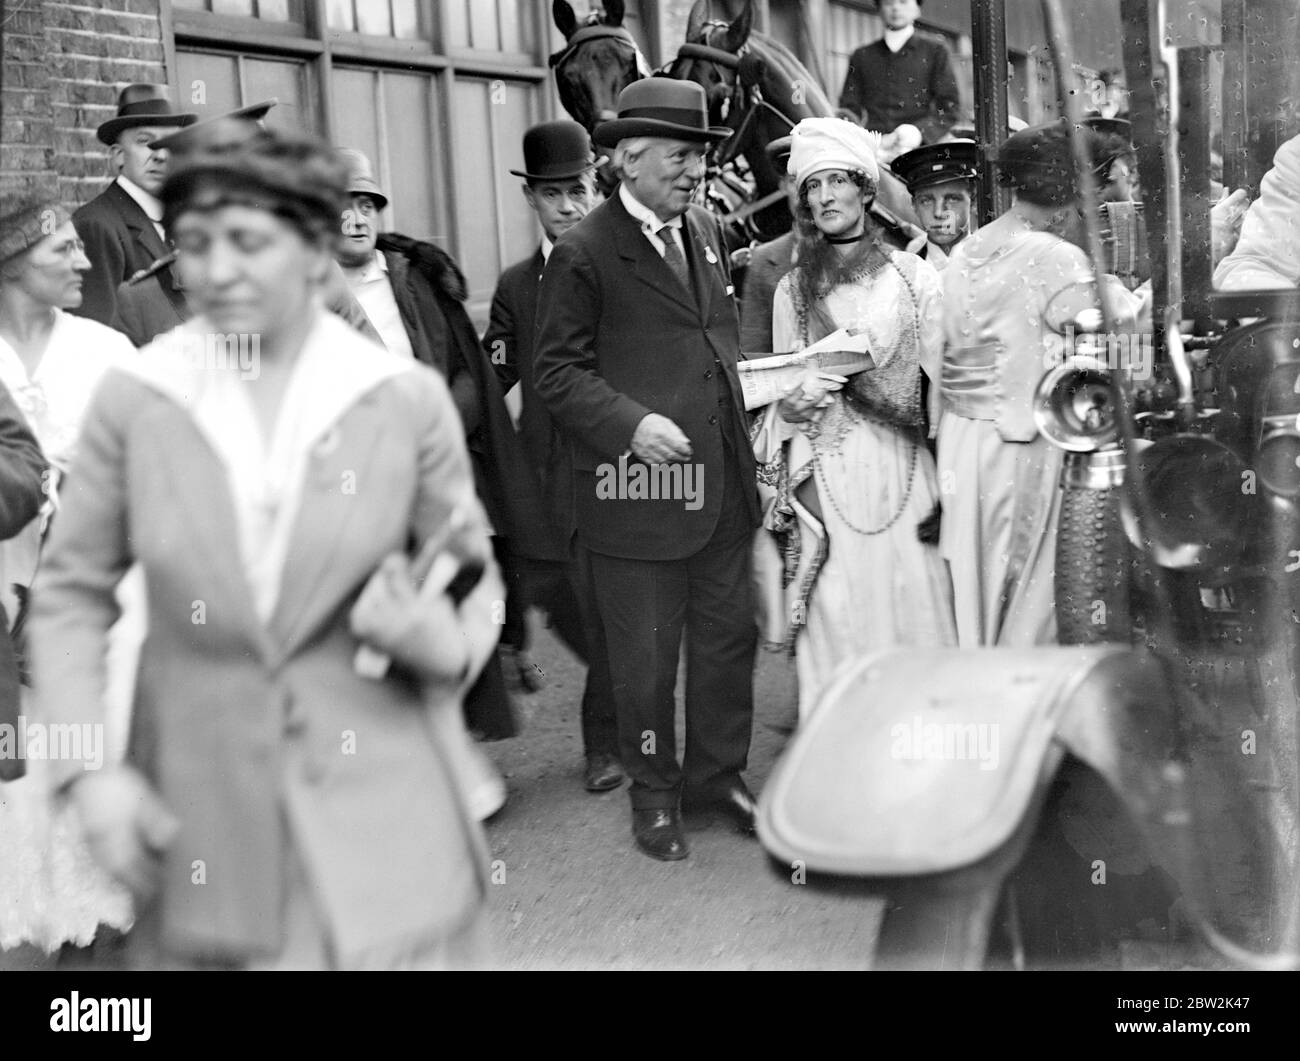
[788,116,881,192]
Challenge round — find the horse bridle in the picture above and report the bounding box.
[669,40,794,169]
[549,23,641,75]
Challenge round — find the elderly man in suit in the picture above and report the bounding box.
[70,84,196,327]
[484,120,623,793]
[534,80,761,861]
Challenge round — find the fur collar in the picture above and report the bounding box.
[376,233,468,302]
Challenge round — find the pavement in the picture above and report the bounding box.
[478,620,885,970]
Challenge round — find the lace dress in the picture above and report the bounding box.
[753,250,957,718]
[0,311,136,952]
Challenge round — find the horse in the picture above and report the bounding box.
[549,0,649,195]
[667,0,922,248]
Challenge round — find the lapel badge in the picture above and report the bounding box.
[704,245,718,266]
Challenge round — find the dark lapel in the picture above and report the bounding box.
[608,193,699,318]
[681,209,720,321]
[521,246,543,343]
[106,181,169,264]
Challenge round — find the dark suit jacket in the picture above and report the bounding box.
[534,195,760,561]
[0,381,49,781]
[71,181,169,327]
[112,268,187,348]
[838,34,960,143]
[739,231,798,355]
[482,248,571,562]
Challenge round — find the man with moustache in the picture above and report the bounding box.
[533,80,761,861]
[70,85,196,326]
[483,121,623,794]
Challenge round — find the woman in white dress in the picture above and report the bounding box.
[0,201,135,965]
[754,118,956,720]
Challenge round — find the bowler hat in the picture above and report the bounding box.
[510,120,600,181]
[97,84,196,145]
[337,148,388,210]
[891,140,978,193]
[148,99,278,152]
[593,80,731,148]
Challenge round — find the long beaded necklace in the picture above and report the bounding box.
[808,255,921,536]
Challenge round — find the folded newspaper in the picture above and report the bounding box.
[738,328,875,411]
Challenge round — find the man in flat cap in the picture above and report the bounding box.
[69,84,196,327]
[892,139,978,270]
[483,120,624,795]
[534,80,761,862]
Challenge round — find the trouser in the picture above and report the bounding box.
[515,550,620,759]
[586,464,756,811]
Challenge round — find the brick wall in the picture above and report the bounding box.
[2,0,167,210]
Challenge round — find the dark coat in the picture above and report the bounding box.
[375,234,552,559]
[112,267,186,348]
[739,230,798,355]
[71,181,170,327]
[482,248,571,562]
[533,194,760,561]
[838,34,960,144]
[0,381,50,781]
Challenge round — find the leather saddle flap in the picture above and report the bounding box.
[757,646,1134,876]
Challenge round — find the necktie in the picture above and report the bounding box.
[656,225,691,293]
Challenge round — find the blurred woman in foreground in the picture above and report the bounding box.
[30,124,503,969]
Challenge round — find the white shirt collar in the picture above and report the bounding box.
[541,236,554,262]
[116,175,163,223]
[619,183,683,236]
[883,26,915,53]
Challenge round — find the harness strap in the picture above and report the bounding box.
[675,41,742,68]
[548,24,638,69]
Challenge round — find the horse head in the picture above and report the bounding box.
[551,1,647,135]
[670,0,919,246]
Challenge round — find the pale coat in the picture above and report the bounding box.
[1214,133,1300,290]
[29,311,499,967]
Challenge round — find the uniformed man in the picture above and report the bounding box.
[891,138,978,270]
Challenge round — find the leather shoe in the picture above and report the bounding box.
[583,753,625,793]
[632,808,689,861]
[682,782,757,836]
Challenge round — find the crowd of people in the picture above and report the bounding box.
[0,42,1269,968]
